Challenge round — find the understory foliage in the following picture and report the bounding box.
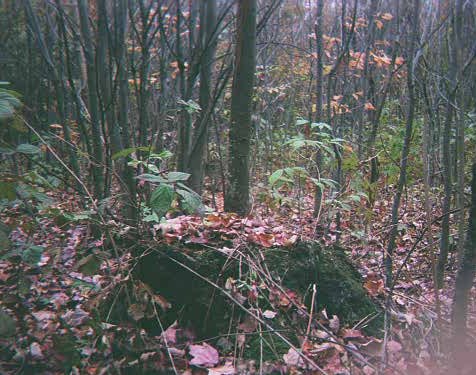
[1,0,476,374]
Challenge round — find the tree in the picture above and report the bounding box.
[188,0,218,194]
[451,161,476,366]
[224,0,257,215]
[385,0,420,290]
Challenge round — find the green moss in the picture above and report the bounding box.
[243,332,293,361]
[265,242,382,335]
[133,241,382,340]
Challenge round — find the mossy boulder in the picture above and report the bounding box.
[133,240,381,339]
[268,242,381,329]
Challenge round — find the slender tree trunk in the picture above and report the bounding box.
[78,0,105,200]
[385,0,420,290]
[115,0,137,222]
[451,161,476,365]
[189,0,217,194]
[224,0,257,215]
[436,10,458,288]
[312,0,324,218]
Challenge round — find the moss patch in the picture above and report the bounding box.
[130,240,381,341]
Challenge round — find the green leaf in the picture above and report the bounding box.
[296,118,310,126]
[22,245,44,266]
[150,184,174,216]
[77,254,101,276]
[178,99,201,113]
[176,189,203,214]
[149,150,173,161]
[143,211,160,223]
[269,169,284,186]
[0,308,16,337]
[146,163,160,174]
[310,122,332,131]
[112,146,151,160]
[16,143,40,155]
[0,181,16,201]
[0,89,21,118]
[137,173,167,183]
[165,172,190,183]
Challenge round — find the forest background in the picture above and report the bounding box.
[0,0,476,374]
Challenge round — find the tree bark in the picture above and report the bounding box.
[385,0,420,290]
[451,161,476,362]
[78,0,105,200]
[224,0,257,215]
[189,0,217,194]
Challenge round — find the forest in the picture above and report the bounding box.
[0,0,475,374]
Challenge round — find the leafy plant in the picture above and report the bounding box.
[137,170,205,221]
[0,82,21,118]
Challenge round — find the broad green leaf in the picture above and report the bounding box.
[149,150,173,160]
[178,99,201,113]
[0,89,21,118]
[150,184,174,216]
[137,173,167,183]
[112,146,151,160]
[0,308,16,337]
[16,143,40,155]
[176,189,203,214]
[166,172,190,183]
[22,245,44,266]
[0,181,16,201]
[176,182,196,193]
[310,122,332,131]
[320,178,337,188]
[296,118,310,126]
[143,211,160,222]
[77,254,101,276]
[146,163,160,174]
[348,194,362,202]
[269,169,284,186]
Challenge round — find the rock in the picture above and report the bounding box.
[133,241,381,338]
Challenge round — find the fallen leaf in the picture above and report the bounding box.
[208,362,235,375]
[238,315,258,333]
[32,310,56,322]
[128,303,145,321]
[342,328,364,339]
[162,321,178,345]
[189,343,219,367]
[387,340,402,353]
[62,307,89,327]
[29,342,44,360]
[263,310,277,319]
[364,102,376,111]
[329,315,340,333]
[283,348,305,368]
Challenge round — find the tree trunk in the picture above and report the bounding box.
[385,0,420,290]
[189,0,217,194]
[78,0,105,200]
[312,0,324,218]
[224,0,257,215]
[451,161,476,363]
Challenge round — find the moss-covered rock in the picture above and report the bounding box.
[265,242,382,334]
[132,240,381,340]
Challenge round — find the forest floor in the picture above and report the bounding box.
[1,181,475,374]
